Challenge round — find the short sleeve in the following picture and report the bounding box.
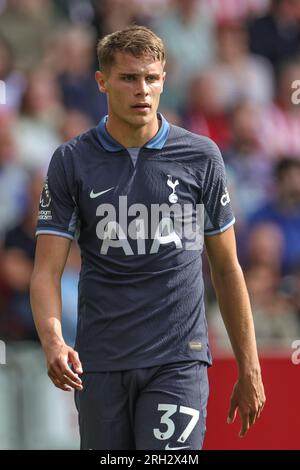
[202,140,235,236]
[36,147,78,240]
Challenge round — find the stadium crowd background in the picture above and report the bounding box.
[0,0,300,449]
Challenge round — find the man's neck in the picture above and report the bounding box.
[106,116,160,148]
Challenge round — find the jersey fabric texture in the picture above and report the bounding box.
[75,360,209,450]
[36,114,235,372]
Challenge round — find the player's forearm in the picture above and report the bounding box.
[30,271,65,352]
[211,264,261,377]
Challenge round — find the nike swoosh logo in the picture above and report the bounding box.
[90,187,114,198]
[165,443,190,450]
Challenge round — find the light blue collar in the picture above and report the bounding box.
[97,113,170,152]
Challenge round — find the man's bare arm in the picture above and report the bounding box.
[30,235,83,392]
[205,226,265,437]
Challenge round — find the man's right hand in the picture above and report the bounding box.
[45,342,83,392]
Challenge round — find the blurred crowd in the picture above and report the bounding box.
[1,0,300,350]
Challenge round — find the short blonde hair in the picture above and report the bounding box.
[97,25,166,71]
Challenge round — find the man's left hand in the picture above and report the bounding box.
[227,370,266,437]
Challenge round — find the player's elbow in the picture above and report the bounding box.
[210,260,242,282]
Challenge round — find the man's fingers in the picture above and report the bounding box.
[249,411,257,427]
[48,361,83,390]
[48,373,73,392]
[48,362,64,383]
[49,369,82,390]
[49,361,81,385]
[62,365,83,386]
[57,356,83,385]
[62,372,83,390]
[59,361,83,389]
[46,346,84,391]
[68,349,83,374]
[227,393,238,424]
[251,399,265,424]
[239,411,250,437]
[227,379,266,437]
[257,400,265,419]
[59,383,73,392]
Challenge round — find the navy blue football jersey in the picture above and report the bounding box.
[36,114,235,371]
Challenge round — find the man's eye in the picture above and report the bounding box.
[147,76,157,82]
[122,76,134,81]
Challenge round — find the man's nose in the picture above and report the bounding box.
[135,79,149,96]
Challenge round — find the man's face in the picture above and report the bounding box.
[96,52,165,129]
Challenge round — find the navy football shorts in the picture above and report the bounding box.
[74,360,209,450]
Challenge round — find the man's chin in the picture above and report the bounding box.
[127,113,155,128]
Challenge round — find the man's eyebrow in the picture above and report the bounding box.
[118,72,160,76]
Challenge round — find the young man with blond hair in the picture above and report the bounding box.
[30,25,265,450]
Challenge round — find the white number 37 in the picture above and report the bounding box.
[153,404,199,443]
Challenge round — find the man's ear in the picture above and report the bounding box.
[95,71,107,93]
[161,71,166,94]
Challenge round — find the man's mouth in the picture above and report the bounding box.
[131,103,151,109]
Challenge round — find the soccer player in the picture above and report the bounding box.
[30,25,265,450]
